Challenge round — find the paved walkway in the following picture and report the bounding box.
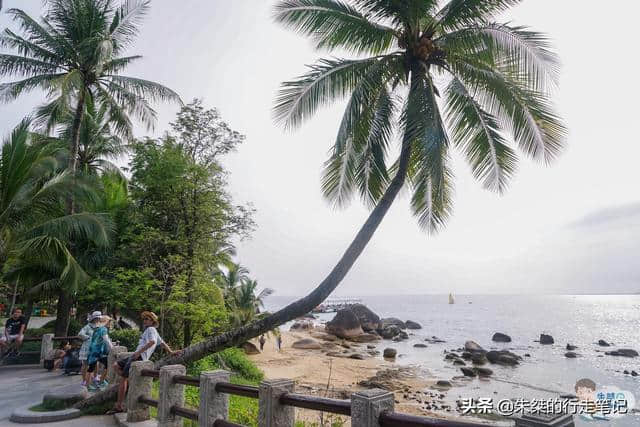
[0,365,113,426]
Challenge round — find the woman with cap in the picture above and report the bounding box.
[78,311,101,386]
[109,311,181,414]
[86,315,113,391]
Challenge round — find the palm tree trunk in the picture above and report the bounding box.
[54,291,73,337]
[55,89,86,336]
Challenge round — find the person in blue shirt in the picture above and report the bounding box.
[86,315,113,391]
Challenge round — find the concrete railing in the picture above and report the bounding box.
[125,363,574,427]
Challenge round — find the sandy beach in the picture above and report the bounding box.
[247,329,477,425]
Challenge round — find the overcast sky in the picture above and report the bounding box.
[1,1,639,295]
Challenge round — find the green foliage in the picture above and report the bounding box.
[273,0,567,233]
[41,318,83,335]
[110,328,141,351]
[186,348,264,383]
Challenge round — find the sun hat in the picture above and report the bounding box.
[140,311,159,325]
[89,311,102,321]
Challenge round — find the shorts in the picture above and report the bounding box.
[87,356,108,373]
[117,355,142,378]
[0,334,23,343]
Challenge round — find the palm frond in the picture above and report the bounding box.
[273,0,397,55]
[274,55,398,130]
[437,0,523,30]
[445,76,517,193]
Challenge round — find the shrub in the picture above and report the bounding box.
[110,328,141,351]
[186,348,263,383]
[41,318,83,335]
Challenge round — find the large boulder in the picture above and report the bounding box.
[486,350,521,366]
[460,367,476,377]
[471,353,488,365]
[292,338,322,350]
[349,304,381,332]
[326,308,364,339]
[464,341,485,353]
[605,349,638,358]
[540,334,554,344]
[405,320,422,330]
[492,333,512,343]
[380,318,407,330]
[241,342,260,355]
[383,348,397,358]
[598,339,611,347]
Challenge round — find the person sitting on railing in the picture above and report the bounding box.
[86,315,113,391]
[0,307,26,357]
[108,311,181,415]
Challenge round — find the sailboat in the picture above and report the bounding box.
[448,293,455,304]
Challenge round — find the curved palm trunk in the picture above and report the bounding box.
[76,72,420,410]
[54,88,86,337]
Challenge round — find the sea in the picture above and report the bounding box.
[265,294,640,427]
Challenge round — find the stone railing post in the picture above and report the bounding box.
[158,364,186,427]
[199,370,231,427]
[106,345,127,384]
[126,360,154,423]
[351,389,394,427]
[258,378,294,427]
[40,333,53,367]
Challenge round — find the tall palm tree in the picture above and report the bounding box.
[176,0,565,363]
[0,0,180,178]
[78,0,567,406]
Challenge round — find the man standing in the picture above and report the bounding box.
[108,311,181,414]
[0,307,26,356]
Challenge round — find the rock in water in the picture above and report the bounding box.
[566,344,578,351]
[413,343,427,348]
[492,333,512,343]
[326,308,364,339]
[598,339,611,347]
[349,304,381,332]
[473,367,493,377]
[436,380,452,388]
[383,348,397,358]
[379,325,401,340]
[540,334,554,345]
[471,353,488,365]
[380,318,407,330]
[292,338,322,350]
[349,353,366,360]
[460,367,476,377]
[405,320,422,330]
[632,371,639,376]
[486,350,521,366]
[565,352,578,358]
[241,342,260,355]
[605,349,638,357]
[464,341,486,353]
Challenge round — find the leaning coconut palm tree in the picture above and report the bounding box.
[0,0,180,177]
[77,0,566,407]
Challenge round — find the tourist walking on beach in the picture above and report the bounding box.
[276,334,282,351]
[78,311,100,385]
[109,311,181,415]
[259,335,265,351]
[86,315,113,391]
[0,307,26,356]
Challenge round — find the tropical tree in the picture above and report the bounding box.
[228,279,274,327]
[78,0,566,406]
[0,0,180,178]
[0,0,179,333]
[0,121,111,331]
